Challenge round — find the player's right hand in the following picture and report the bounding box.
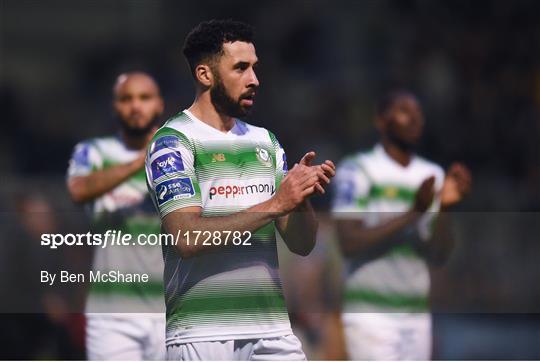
[412,176,436,213]
[298,152,336,195]
[271,155,324,215]
[441,162,472,208]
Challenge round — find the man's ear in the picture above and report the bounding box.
[195,64,213,88]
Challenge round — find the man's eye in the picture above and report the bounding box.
[234,63,249,71]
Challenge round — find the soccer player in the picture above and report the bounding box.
[67,72,166,360]
[145,19,335,361]
[332,90,471,360]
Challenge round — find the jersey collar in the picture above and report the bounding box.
[374,143,417,170]
[183,109,241,136]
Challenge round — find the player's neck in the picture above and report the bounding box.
[381,140,413,167]
[188,95,235,133]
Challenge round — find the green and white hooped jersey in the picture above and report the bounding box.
[67,136,164,313]
[145,110,291,345]
[332,144,444,312]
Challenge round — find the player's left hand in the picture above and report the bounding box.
[298,151,336,195]
[441,162,472,208]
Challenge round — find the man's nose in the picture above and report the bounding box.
[247,68,259,88]
[130,98,143,112]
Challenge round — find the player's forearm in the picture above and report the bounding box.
[421,212,455,266]
[163,199,281,259]
[162,160,329,258]
[278,200,317,256]
[67,160,141,203]
[337,211,421,257]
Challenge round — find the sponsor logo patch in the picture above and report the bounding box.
[73,143,90,167]
[209,182,275,200]
[156,177,195,206]
[151,152,184,180]
[337,179,355,204]
[149,135,180,155]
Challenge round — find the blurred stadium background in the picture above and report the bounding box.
[1,0,540,359]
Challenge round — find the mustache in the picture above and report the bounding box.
[117,114,161,137]
[126,112,143,121]
[239,89,257,100]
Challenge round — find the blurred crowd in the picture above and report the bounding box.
[1,0,540,359]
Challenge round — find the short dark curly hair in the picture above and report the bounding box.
[375,89,417,117]
[182,19,255,78]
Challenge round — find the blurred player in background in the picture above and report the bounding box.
[332,90,471,360]
[67,72,166,360]
[145,19,335,361]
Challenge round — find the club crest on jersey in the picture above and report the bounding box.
[156,177,194,206]
[255,146,272,167]
[151,152,184,181]
[384,186,398,199]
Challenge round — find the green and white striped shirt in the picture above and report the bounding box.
[332,144,444,312]
[68,136,164,313]
[146,110,291,344]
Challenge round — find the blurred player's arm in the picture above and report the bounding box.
[336,210,425,257]
[333,164,433,258]
[68,152,145,203]
[417,212,454,266]
[417,163,472,265]
[163,154,333,258]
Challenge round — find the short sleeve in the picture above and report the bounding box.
[275,142,287,188]
[67,141,102,178]
[145,131,202,219]
[268,131,287,187]
[331,157,371,219]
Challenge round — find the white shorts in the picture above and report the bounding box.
[342,312,431,360]
[86,313,166,360]
[166,334,306,361]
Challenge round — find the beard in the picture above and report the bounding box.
[118,114,160,138]
[210,74,255,119]
[387,129,418,153]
